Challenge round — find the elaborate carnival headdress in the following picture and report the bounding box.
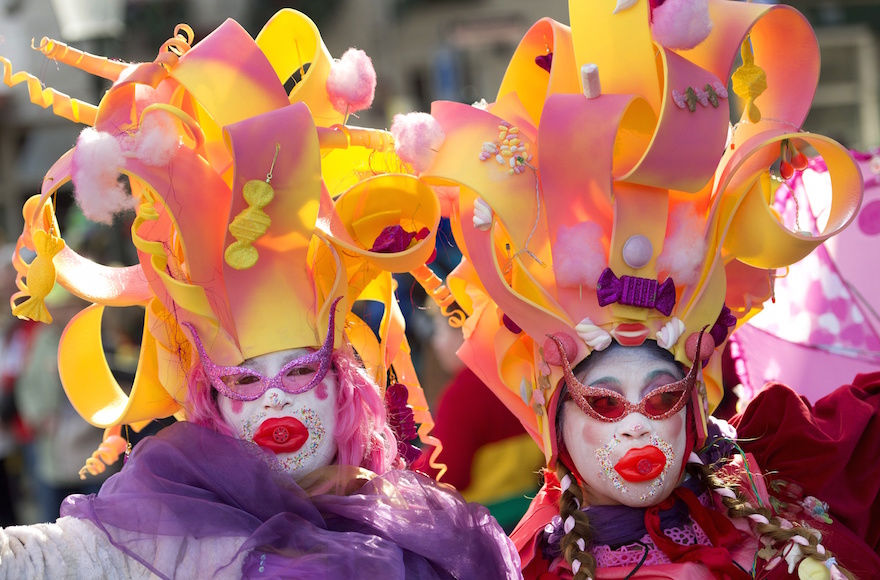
[410,0,863,465]
[3,10,443,465]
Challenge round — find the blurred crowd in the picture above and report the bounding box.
[0,202,150,525]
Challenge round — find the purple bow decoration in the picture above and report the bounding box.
[709,304,737,347]
[596,268,676,316]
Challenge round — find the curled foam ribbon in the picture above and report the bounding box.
[346,263,448,479]
[37,36,130,81]
[159,24,194,59]
[1,23,195,128]
[1,55,97,125]
[411,264,466,328]
[79,426,128,479]
[710,130,862,272]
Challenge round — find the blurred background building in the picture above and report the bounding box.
[5,0,875,244]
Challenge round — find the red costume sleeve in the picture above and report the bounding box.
[413,368,528,490]
[731,371,880,558]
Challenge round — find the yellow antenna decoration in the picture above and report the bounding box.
[732,38,767,124]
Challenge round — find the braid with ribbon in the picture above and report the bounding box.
[687,454,854,579]
[555,465,597,580]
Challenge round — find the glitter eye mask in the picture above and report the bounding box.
[184,298,341,402]
[549,330,703,423]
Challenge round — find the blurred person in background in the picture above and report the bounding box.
[414,304,544,533]
[13,285,117,523]
[0,245,34,525]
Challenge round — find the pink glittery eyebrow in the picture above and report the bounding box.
[184,297,342,402]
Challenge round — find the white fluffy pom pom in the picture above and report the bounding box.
[326,48,376,114]
[71,127,136,224]
[553,221,607,289]
[391,112,445,173]
[651,0,713,50]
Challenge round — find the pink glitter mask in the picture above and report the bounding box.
[184,298,341,402]
[549,329,704,423]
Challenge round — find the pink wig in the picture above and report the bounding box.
[185,342,399,474]
[331,345,399,474]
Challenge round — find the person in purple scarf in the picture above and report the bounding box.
[36,303,516,579]
[0,8,520,579]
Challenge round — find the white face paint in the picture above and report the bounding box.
[561,345,688,507]
[217,348,338,480]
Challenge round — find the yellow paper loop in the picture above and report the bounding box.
[58,303,180,428]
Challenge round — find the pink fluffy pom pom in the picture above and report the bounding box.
[651,0,713,50]
[553,221,607,289]
[132,111,181,167]
[71,128,137,225]
[656,203,706,285]
[391,112,445,173]
[326,48,376,114]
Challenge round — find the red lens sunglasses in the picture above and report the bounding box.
[547,331,703,423]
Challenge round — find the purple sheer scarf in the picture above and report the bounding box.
[61,422,520,579]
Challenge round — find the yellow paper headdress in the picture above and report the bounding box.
[3,11,441,457]
[420,0,863,465]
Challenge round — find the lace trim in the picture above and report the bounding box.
[592,533,671,567]
[591,519,711,568]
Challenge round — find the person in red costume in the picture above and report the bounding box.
[398,0,880,576]
[511,341,880,579]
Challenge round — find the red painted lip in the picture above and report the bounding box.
[253,417,309,454]
[612,323,650,347]
[614,446,666,482]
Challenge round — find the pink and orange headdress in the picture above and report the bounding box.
[3,10,441,460]
[412,0,863,465]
